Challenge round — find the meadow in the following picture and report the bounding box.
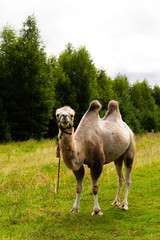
[0,133,160,239]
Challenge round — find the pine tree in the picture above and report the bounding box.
[14,15,55,139]
[0,99,11,142]
[0,27,16,141]
[0,15,55,140]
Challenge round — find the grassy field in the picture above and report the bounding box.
[0,133,160,239]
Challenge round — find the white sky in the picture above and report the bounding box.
[0,0,160,86]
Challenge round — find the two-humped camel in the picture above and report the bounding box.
[56,100,135,215]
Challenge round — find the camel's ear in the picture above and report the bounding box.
[70,109,75,118]
[55,109,60,120]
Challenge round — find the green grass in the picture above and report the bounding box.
[0,133,160,239]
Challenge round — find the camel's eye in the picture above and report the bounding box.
[56,114,59,118]
[71,114,73,118]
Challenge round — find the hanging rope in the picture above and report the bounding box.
[55,142,61,194]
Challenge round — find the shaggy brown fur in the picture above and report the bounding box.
[56,100,135,215]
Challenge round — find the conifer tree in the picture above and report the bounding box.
[0,15,54,140]
[0,27,16,141]
[0,99,11,142]
[15,15,54,139]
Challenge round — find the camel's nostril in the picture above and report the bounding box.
[60,114,68,121]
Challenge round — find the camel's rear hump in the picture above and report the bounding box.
[104,100,122,120]
[108,100,119,112]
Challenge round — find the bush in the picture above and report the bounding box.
[139,108,160,132]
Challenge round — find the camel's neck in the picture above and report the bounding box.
[59,128,84,171]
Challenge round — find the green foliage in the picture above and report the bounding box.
[129,80,160,133]
[0,27,17,141]
[130,79,156,111]
[0,15,55,140]
[119,92,141,133]
[54,43,98,125]
[97,69,114,108]
[152,85,160,106]
[0,15,160,140]
[113,73,130,100]
[138,108,160,132]
[0,99,11,142]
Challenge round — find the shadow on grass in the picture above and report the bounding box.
[26,204,144,240]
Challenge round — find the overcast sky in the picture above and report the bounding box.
[1,0,160,86]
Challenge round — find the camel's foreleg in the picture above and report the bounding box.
[90,161,103,216]
[71,165,85,213]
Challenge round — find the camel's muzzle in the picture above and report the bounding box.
[59,114,71,129]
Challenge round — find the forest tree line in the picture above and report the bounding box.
[0,15,160,142]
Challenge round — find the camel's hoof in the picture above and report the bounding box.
[119,203,128,210]
[70,208,79,213]
[91,210,103,216]
[111,200,120,206]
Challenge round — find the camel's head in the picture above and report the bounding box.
[56,106,75,130]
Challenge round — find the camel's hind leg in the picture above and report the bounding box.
[112,157,124,206]
[90,161,103,216]
[119,157,133,210]
[71,165,85,213]
[119,139,135,210]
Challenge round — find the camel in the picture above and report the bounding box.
[56,100,135,215]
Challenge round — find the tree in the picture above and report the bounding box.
[139,108,160,132]
[54,43,98,124]
[130,80,160,132]
[0,99,11,142]
[0,27,17,141]
[15,15,55,139]
[130,80,156,111]
[0,15,55,140]
[113,74,130,100]
[119,92,141,133]
[152,85,160,107]
[96,69,114,108]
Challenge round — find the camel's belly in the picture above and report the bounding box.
[103,148,127,163]
[102,126,130,162]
